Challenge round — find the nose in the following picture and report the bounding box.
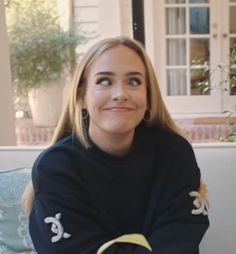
[111,83,129,101]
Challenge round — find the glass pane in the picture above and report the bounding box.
[230,39,236,95]
[230,7,236,34]
[167,39,186,65]
[166,0,185,3]
[166,8,186,34]
[189,0,209,3]
[190,38,210,95]
[190,69,210,95]
[167,69,187,95]
[190,7,209,34]
[190,39,209,65]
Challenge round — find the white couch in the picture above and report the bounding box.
[194,143,236,254]
[0,143,235,254]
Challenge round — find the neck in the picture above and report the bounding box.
[89,130,135,156]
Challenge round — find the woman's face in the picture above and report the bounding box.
[83,45,147,140]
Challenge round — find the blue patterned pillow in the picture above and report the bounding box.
[0,168,36,254]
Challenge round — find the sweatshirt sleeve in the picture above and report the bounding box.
[135,137,209,254]
[29,147,147,254]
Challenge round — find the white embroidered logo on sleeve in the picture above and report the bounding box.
[189,191,209,216]
[44,213,71,243]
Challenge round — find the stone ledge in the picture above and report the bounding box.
[15,119,55,146]
[15,118,234,146]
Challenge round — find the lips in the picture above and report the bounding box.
[103,107,134,112]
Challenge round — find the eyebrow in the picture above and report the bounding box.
[94,71,115,77]
[94,71,144,77]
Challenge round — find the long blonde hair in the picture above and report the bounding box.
[23,36,185,216]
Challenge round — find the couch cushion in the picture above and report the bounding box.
[0,168,36,253]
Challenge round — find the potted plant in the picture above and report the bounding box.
[8,0,85,126]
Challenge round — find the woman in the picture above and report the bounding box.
[24,36,209,253]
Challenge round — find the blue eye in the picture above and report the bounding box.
[96,78,112,86]
[128,78,142,86]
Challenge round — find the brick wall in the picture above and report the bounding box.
[15,118,234,146]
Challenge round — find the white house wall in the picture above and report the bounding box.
[73,0,99,35]
[73,0,132,41]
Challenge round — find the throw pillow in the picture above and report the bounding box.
[0,168,36,254]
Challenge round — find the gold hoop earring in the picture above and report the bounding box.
[143,110,152,121]
[82,109,89,119]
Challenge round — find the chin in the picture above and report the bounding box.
[104,123,138,135]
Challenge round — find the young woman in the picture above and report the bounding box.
[24,36,209,254]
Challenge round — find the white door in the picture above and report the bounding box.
[221,0,236,112]
[145,0,236,114]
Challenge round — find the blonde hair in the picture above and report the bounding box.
[22,36,186,216]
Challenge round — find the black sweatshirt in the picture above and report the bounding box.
[29,124,209,254]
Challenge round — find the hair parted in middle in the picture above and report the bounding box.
[52,36,184,147]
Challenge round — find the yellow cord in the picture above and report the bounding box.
[97,233,152,254]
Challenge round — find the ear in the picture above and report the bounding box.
[82,101,87,109]
[80,82,87,109]
[145,105,150,111]
[81,94,87,109]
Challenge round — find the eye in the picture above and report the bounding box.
[127,78,142,87]
[95,78,112,86]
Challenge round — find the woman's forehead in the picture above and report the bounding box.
[87,45,146,76]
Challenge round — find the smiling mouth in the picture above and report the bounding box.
[103,107,134,112]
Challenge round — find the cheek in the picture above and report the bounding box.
[85,90,107,113]
[136,90,147,110]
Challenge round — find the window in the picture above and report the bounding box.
[145,0,236,114]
